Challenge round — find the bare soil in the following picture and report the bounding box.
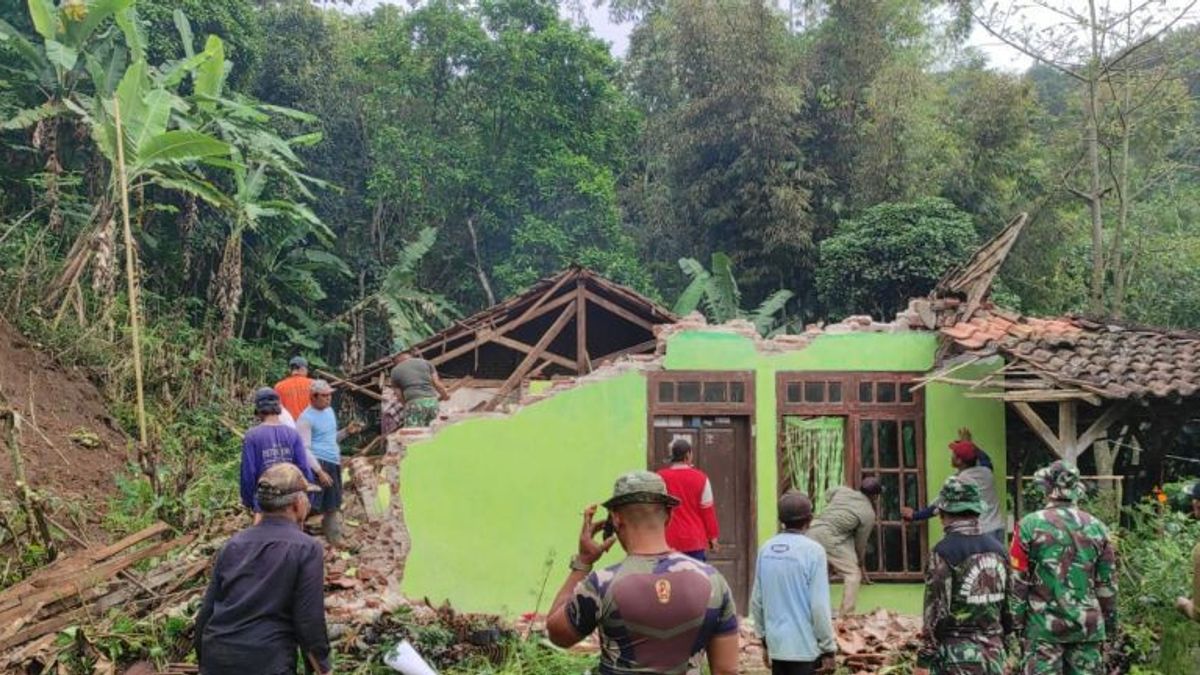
[0,319,128,521]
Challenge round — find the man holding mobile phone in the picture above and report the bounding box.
[545,471,740,675]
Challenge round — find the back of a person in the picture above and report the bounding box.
[390,358,437,402]
[200,521,320,673]
[754,532,830,658]
[657,465,712,553]
[578,552,737,674]
[274,375,312,420]
[1020,505,1110,642]
[244,424,304,470]
[956,466,1002,534]
[809,487,868,547]
[932,530,1009,638]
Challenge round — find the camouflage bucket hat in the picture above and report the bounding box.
[602,471,681,510]
[937,476,985,515]
[1033,460,1086,502]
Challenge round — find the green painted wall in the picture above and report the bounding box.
[401,372,646,615]
[400,329,1006,616]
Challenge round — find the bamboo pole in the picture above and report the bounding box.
[113,99,148,446]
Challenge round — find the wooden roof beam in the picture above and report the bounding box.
[484,304,577,411]
[1010,401,1065,458]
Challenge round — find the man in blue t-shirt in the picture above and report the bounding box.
[297,379,362,544]
[240,388,313,522]
[751,492,837,675]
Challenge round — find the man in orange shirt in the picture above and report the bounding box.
[274,356,313,421]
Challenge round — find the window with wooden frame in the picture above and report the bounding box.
[650,371,755,416]
[777,372,926,580]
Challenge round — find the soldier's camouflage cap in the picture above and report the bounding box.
[602,470,681,510]
[937,476,985,515]
[1033,460,1086,502]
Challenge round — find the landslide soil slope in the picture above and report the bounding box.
[0,319,128,518]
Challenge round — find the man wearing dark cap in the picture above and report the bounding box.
[196,463,331,675]
[903,428,1003,543]
[240,388,314,521]
[750,491,836,675]
[914,477,1010,675]
[1010,461,1117,675]
[545,470,740,675]
[275,356,314,421]
[807,478,882,616]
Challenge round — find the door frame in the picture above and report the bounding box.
[645,370,757,609]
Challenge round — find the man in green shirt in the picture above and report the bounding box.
[389,350,450,428]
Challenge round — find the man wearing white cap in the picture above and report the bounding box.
[297,379,362,544]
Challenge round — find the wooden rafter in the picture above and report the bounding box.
[490,335,577,371]
[576,280,590,374]
[1011,401,1063,458]
[484,304,577,411]
[426,291,577,367]
[584,290,656,331]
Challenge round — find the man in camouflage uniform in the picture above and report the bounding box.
[915,477,1010,675]
[1010,461,1117,675]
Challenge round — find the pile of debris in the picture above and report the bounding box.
[0,521,215,671]
[835,609,922,674]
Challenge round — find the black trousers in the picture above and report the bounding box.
[771,660,817,675]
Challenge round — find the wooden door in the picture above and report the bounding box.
[652,418,753,612]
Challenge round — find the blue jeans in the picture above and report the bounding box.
[683,549,707,562]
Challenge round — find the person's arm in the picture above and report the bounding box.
[545,504,615,647]
[903,503,938,522]
[431,363,451,401]
[1095,529,1118,640]
[914,552,950,675]
[194,549,223,663]
[705,574,740,675]
[811,550,837,657]
[240,442,256,510]
[749,562,764,641]
[700,477,719,548]
[294,544,332,674]
[296,419,323,476]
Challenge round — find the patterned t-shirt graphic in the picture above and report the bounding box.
[566,552,738,674]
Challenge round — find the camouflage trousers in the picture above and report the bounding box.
[929,636,1006,675]
[1021,640,1103,675]
[404,397,440,427]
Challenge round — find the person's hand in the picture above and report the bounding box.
[1177,596,1195,618]
[253,512,263,525]
[709,538,719,552]
[346,420,365,435]
[316,468,334,488]
[900,506,914,521]
[578,504,617,566]
[818,653,836,672]
[861,568,873,585]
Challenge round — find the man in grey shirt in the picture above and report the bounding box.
[902,428,1003,542]
[807,478,882,616]
[389,350,450,427]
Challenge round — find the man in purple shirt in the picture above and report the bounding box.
[240,388,313,517]
[196,463,330,674]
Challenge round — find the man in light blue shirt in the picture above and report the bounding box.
[297,379,362,545]
[750,492,838,675]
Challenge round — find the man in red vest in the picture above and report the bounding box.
[657,438,720,560]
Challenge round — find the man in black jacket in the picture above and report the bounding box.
[195,463,331,674]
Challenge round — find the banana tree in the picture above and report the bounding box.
[673,253,795,336]
[375,227,458,350]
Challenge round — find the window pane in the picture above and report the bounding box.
[900,383,915,402]
[883,526,904,572]
[703,382,727,402]
[678,381,701,402]
[881,473,901,520]
[906,525,923,572]
[878,420,898,468]
[877,382,896,403]
[658,382,674,402]
[730,381,746,402]
[859,381,874,403]
[859,421,875,468]
[904,473,921,509]
[787,383,802,403]
[828,382,842,403]
[902,421,918,468]
[804,381,825,402]
[864,530,880,572]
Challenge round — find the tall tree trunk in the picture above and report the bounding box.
[180,196,199,281]
[1111,77,1132,319]
[212,229,244,343]
[90,200,116,308]
[465,214,497,305]
[1086,0,1106,317]
[33,115,63,233]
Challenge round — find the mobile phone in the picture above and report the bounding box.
[602,515,616,539]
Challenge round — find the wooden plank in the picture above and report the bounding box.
[315,368,383,401]
[1010,402,1064,458]
[576,282,589,374]
[490,335,576,371]
[1071,402,1131,460]
[484,304,577,411]
[1059,400,1078,463]
[965,390,1103,405]
[508,269,577,331]
[584,290,656,332]
[428,291,577,367]
[595,339,658,366]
